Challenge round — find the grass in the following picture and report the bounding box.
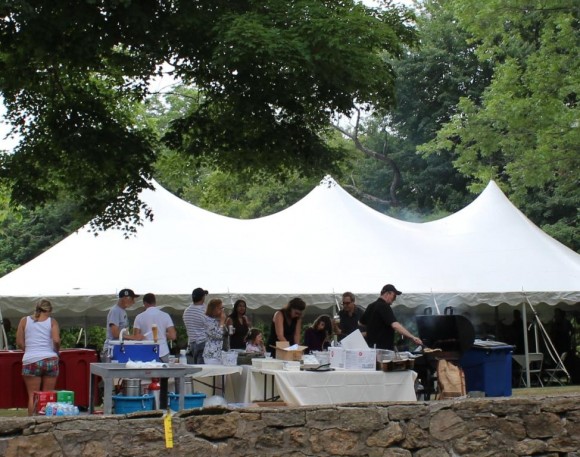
[512,384,580,396]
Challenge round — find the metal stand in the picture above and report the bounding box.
[521,294,570,386]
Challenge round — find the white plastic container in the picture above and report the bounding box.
[251,358,264,369]
[221,350,238,366]
[312,351,330,366]
[283,361,301,371]
[261,358,284,370]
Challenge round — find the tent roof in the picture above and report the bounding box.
[0,176,578,318]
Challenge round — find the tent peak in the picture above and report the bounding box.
[319,175,338,188]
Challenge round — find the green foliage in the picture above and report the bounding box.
[0,198,82,276]
[334,0,492,217]
[0,0,417,230]
[420,0,580,251]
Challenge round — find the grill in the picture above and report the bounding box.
[414,313,475,399]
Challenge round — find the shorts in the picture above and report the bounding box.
[22,357,59,377]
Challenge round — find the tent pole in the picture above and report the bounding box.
[521,302,531,387]
[0,307,7,350]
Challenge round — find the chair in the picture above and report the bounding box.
[542,352,570,386]
[512,353,544,387]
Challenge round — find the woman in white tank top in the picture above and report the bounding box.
[16,299,61,415]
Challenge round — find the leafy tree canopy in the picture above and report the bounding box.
[0,0,417,229]
[420,0,580,251]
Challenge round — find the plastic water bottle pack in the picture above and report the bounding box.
[45,402,80,416]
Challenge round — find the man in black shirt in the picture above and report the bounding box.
[337,291,365,340]
[360,284,422,350]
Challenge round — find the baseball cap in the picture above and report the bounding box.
[118,288,139,299]
[381,284,402,295]
[192,287,209,302]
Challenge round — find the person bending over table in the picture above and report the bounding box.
[266,297,306,356]
[360,284,422,350]
[304,314,333,353]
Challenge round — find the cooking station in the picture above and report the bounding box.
[414,313,476,399]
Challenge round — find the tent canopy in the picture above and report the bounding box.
[0,176,579,319]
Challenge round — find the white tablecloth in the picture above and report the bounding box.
[178,364,242,397]
[228,365,417,405]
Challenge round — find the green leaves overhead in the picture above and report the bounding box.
[421,0,579,250]
[0,0,417,229]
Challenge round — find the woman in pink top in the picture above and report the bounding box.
[16,299,60,415]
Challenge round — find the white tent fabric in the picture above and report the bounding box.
[0,176,578,319]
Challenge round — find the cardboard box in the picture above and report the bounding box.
[33,391,57,415]
[57,390,75,405]
[344,349,377,371]
[274,342,307,361]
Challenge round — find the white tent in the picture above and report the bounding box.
[0,176,579,320]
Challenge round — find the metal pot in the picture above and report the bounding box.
[122,379,142,397]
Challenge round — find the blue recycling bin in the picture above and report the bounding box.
[459,344,513,397]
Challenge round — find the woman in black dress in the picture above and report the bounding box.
[266,297,306,356]
[225,299,251,350]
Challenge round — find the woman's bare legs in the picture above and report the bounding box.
[23,376,42,416]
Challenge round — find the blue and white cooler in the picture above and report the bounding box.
[109,340,160,363]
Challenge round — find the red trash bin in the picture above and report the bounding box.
[57,349,98,408]
[0,350,28,408]
[1,348,98,409]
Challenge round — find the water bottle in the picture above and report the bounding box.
[179,349,187,365]
[45,402,54,417]
[56,404,65,416]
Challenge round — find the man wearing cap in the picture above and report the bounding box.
[183,287,209,364]
[103,289,144,361]
[133,293,177,362]
[360,284,422,350]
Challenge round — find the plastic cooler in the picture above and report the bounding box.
[459,344,513,397]
[168,393,206,411]
[110,341,159,362]
[112,394,155,414]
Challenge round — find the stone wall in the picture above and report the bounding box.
[1,395,579,457]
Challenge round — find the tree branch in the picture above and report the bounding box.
[333,109,401,206]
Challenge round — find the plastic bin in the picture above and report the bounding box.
[113,394,155,414]
[459,344,513,397]
[168,393,206,411]
[57,349,98,408]
[0,350,29,408]
[0,348,97,409]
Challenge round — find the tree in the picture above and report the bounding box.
[0,0,417,230]
[335,0,492,215]
[421,0,580,251]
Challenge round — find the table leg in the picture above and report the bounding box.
[89,374,94,414]
[103,377,113,414]
[160,378,168,409]
[178,376,184,410]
